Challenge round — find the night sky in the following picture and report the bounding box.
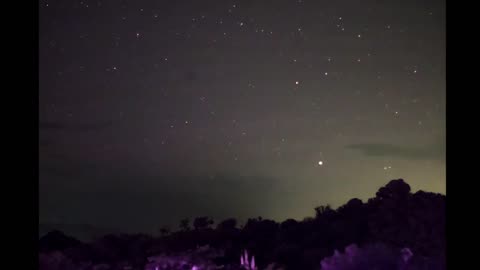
[39,0,445,234]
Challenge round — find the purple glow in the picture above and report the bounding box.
[240,250,257,270]
[320,243,416,270]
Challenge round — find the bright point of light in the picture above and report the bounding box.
[295,81,299,85]
[324,72,328,76]
[318,161,323,166]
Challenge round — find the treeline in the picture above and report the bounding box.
[39,179,446,270]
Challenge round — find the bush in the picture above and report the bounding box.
[319,243,444,270]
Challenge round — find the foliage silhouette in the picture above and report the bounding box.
[38,179,445,270]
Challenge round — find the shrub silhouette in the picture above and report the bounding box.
[38,179,445,270]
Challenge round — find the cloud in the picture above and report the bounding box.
[39,121,66,130]
[345,143,445,160]
[40,120,114,132]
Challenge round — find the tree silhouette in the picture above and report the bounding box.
[180,218,191,232]
[375,178,411,201]
[159,226,170,236]
[193,216,214,230]
[38,179,445,270]
[314,204,334,218]
[217,218,237,231]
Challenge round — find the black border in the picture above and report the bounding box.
[7,0,460,268]
[445,0,476,267]
[4,0,38,267]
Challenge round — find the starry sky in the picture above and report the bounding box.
[39,0,445,234]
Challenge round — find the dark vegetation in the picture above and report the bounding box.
[39,179,445,270]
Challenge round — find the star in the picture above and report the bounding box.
[40,0,446,232]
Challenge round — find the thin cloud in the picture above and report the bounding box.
[39,121,66,130]
[39,120,114,132]
[345,143,444,160]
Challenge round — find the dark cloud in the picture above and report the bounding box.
[345,143,445,160]
[39,121,66,130]
[39,120,114,132]
[39,138,53,147]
